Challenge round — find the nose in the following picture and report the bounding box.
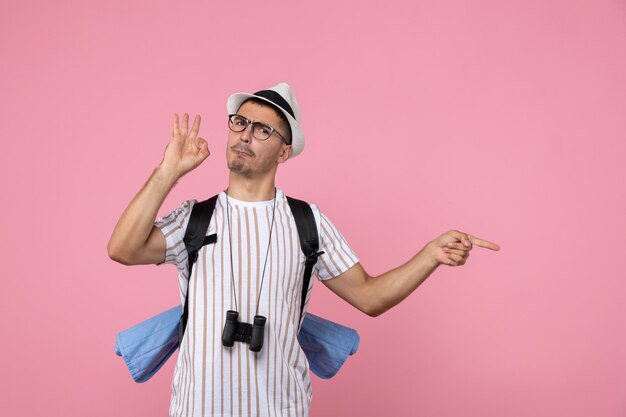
[239,123,252,143]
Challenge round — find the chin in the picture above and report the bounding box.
[228,160,253,177]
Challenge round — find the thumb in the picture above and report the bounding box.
[437,231,457,246]
[196,137,210,158]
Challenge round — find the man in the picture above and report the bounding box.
[108,82,500,417]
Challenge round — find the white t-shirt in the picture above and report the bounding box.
[155,189,358,417]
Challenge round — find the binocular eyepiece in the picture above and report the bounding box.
[222,310,266,352]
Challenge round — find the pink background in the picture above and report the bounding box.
[1,0,625,416]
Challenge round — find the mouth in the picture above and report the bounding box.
[231,146,254,158]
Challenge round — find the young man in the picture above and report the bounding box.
[108,82,500,417]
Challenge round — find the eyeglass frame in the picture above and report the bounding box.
[228,114,290,145]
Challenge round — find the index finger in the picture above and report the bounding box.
[468,234,500,250]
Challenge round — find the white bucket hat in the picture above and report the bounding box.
[227,82,304,158]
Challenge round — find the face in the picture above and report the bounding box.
[226,101,292,178]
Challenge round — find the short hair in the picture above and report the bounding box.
[239,97,292,145]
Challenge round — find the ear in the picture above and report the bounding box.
[276,145,292,164]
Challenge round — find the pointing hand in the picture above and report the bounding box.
[427,230,500,267]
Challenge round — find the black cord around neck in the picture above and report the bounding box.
[225,189,277,317]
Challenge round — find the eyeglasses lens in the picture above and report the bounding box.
[229,115,272,140]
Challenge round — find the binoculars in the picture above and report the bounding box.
[221,310,266,352]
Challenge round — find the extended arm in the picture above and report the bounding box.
[107,114,209,265]
[323,230,500,316]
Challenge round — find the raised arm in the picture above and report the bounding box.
[107,113,209,265]
[322,230,500,316]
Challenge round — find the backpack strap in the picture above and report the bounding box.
[179,195,219,341]
[179,194,323,339]
[286,196,325,325]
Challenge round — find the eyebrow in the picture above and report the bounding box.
[236,114,274,127]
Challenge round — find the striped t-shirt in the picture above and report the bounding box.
[154,188,358,417]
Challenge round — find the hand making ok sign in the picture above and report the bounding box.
[160,113,210,179]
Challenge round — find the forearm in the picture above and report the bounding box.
[107,165,179,259]
[366,244,439,316]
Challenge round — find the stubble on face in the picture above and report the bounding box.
[226,102,286,178]
[227,145,281,178]
[227,143,256,175]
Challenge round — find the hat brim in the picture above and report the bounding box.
[227,93,304,158]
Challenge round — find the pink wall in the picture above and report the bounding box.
[1,0,625,415]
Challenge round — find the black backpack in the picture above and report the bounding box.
[179,194,325,340]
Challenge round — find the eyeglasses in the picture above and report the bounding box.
[228,114,289,145]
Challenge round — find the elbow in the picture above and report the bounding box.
[367,310,384,318]
[361,301,390,318]
[364,309,381,318]
[364,306,387,318]
[356,279,391,317]
[107,241,132,265]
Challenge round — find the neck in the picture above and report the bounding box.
[226,172,277,201]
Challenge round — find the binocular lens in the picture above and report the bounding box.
[249,315,267,352]
[222,310,239,347]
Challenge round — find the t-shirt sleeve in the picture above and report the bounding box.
[154,199,196,271]
[312,207,359,281]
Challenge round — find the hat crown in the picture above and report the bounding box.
[265,82,301,122]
